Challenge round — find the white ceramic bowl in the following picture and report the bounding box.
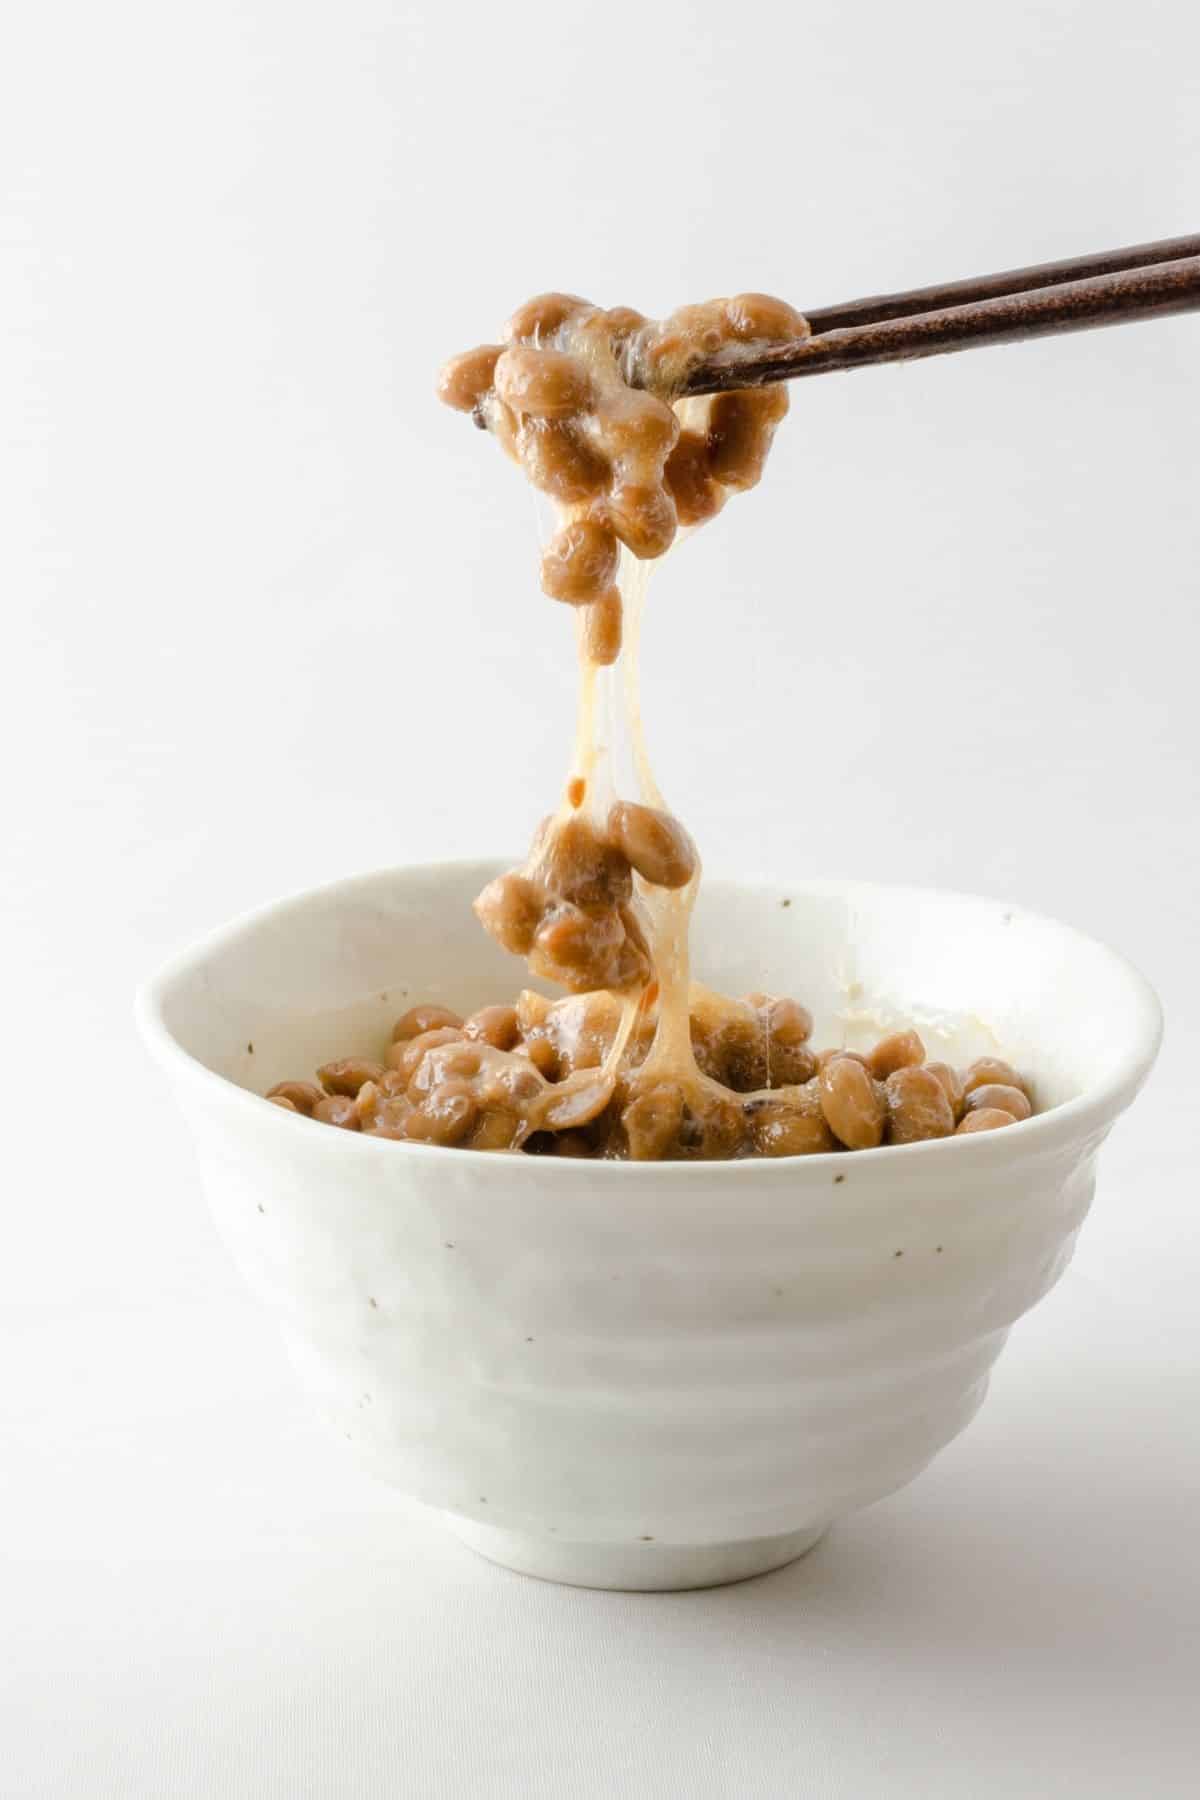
[138,863,1161,1590]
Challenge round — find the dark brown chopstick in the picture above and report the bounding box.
[803,233,1200,333]
[674,240,1200,397]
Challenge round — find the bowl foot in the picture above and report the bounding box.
[441,1515,829,1591]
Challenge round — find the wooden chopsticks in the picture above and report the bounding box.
[674,235,1200,396]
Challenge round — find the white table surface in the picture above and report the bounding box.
[4,2,1199,1793]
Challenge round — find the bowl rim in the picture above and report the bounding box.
[136,858,1164,1179]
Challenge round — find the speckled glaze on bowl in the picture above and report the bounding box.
[138,863,1161,1590]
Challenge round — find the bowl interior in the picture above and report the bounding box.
[149,863,1159,1119]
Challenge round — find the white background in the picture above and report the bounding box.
[3,1,1199,1794]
